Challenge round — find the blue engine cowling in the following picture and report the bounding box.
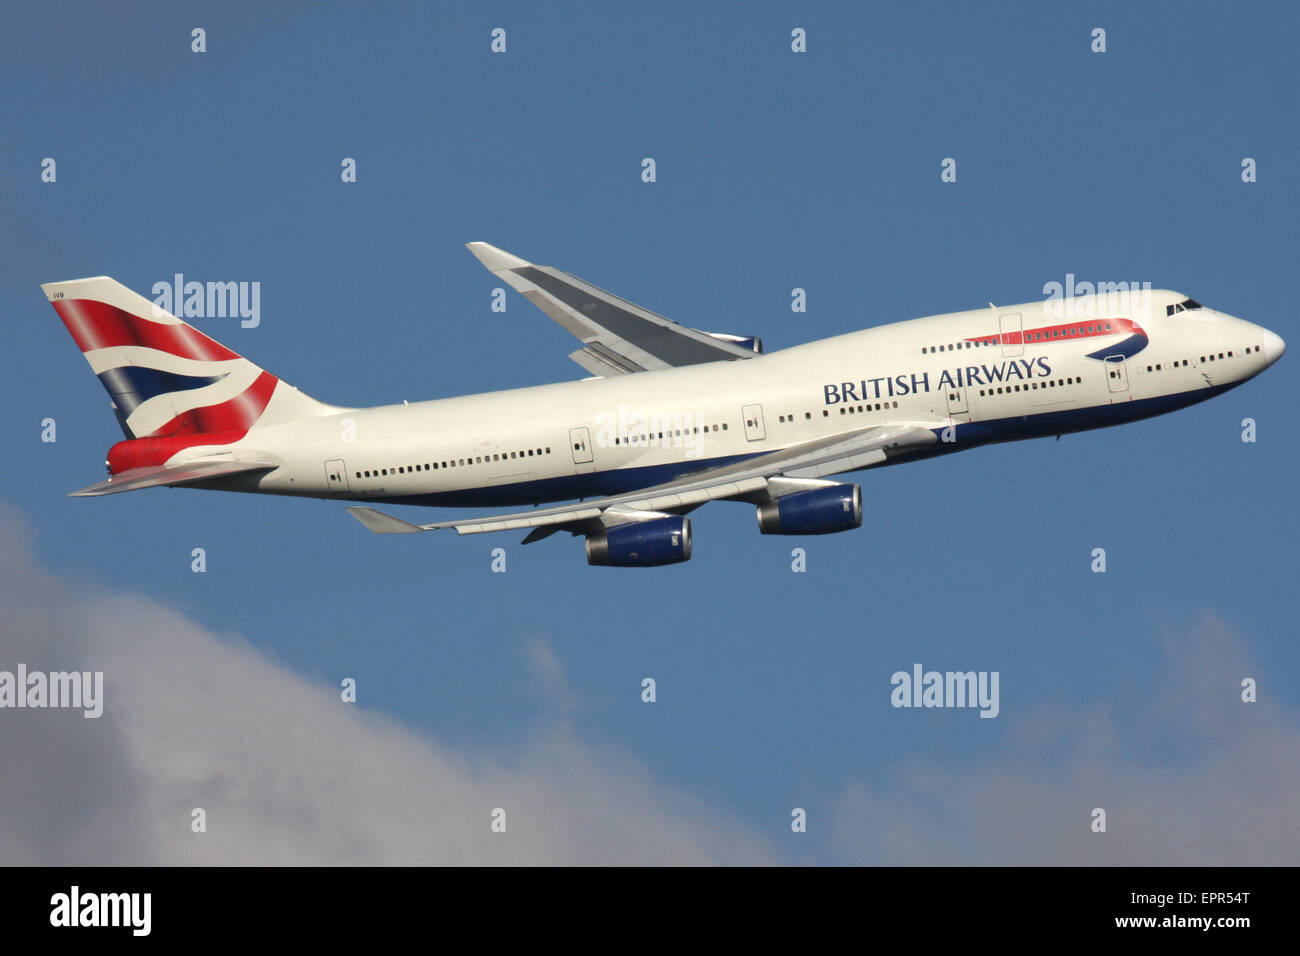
[756,484,862,535]
[586,516,693,567]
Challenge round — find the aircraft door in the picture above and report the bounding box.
[945,387,969,416]
[999,312,1024,357]
[742,404,766,441]
[569,427,594,464]
[1104,356,1130,392]
[324,459,350,494]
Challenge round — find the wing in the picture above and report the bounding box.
[466,242,761,376]
[69,459,278,497]
[346,422,938,537]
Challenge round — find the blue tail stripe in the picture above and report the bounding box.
[96,367,228,415]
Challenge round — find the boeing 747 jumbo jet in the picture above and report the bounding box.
[43,243,1285,566]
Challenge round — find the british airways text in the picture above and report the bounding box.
[823,357,1053,404]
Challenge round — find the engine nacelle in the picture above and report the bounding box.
[586,516,692,567]
[756,484,862,535]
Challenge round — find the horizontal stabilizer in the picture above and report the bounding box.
[69,459,277,497]
[345,506,429,534]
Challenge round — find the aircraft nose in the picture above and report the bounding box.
[1263,328,1286,365]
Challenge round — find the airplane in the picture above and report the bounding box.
[43,243,1285,567]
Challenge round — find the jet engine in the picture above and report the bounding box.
[586,515,693,567]
[756,484,862,535]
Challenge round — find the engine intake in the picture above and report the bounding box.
[756,484,862,535]
[586,516,693,567]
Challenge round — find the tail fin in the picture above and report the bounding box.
[42,276,337,440]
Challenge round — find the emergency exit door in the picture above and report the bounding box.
[569,426,594,463]
[324,459,350,494]
[1104,356,1129,393]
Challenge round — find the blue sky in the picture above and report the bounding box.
[1,1,1296,863]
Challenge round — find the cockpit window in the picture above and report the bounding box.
[1166,297,1204,316]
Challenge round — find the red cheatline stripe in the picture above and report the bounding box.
[965,318,1144,347]
[53,299,241,362]
[140,371,279,438]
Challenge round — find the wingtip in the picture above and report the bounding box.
[465,241,531,272]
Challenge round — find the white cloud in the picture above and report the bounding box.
[8,496,1291,866]
[0,505,774,865]
[832,613,1300,864]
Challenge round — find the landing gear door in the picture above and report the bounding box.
[569,427,594,464]
[999,312,1024,357]
[742,404,766,441]
[324,459,350,494]
[1104,355,1129,393]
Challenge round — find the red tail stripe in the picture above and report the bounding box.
[140,371,279,439]
[53,299,241,362]
[108,430,246,474]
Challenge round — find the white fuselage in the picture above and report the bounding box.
[191,290,1281,506]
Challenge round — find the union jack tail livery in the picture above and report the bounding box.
[43,276,341,496]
